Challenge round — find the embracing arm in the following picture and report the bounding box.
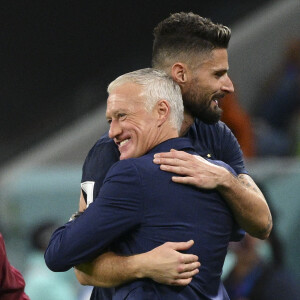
[216,171,272,239]
[75,181,200,287]
[153,150,272,239]
[74,240,200,287]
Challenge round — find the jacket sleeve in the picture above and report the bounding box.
[44,160,143,272]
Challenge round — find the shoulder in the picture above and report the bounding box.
[86,133,118,161]
[106,155,150,179]
[100,158,148,200]
[104,154,157,190]
[192,119,240,155]
[81,133,120,187]
[192,119,247,175]
[194,119,234,138]
[82,133,119,174]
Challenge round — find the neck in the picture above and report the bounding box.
[155,125,179,146]
[179,111,195,136]
[145,123,179,155]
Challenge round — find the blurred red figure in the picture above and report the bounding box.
[0,233,30,300]
[220,92,256,158]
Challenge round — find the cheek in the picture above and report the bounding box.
[137,117,155,130]
[136,122,155,144]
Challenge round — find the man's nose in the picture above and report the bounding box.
[108,120,122,139]
[221,75,234,94]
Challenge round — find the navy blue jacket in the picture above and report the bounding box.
[45,137,243,299]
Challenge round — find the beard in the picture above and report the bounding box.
[182,82,223,124]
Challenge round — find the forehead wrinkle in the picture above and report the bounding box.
[109,88,146,105]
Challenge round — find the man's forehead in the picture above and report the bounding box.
[199,48,229,70]
[107,92,130,104]
[108,82,144,101]
[107,91,144,106]
[106,83,145,114]
[106,96,129,118]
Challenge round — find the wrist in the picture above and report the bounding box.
[128,252,151,280]
[216,167,235,191]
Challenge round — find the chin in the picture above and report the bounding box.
[194,109,222,124]
[120,152,129,160]
[120,151,136,160]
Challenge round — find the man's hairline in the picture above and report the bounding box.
[153,47,226,74]
[107,82,166,114]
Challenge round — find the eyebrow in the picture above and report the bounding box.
[106,109,127,119]
[213,68,229,75]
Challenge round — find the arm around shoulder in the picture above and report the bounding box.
[153,150,272,239]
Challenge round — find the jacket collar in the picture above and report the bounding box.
[147,137,195,155]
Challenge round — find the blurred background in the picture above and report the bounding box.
[0,0,299,299]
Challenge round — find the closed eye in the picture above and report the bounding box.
[118,113,126,120]
[214,69,228,78]
[215,72,225,78]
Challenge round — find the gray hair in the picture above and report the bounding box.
[107,68,184,131]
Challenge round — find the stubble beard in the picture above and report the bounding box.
[182,86,223,125]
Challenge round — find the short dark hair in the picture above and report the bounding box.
[152,12,231,71]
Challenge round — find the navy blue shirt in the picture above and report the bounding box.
[81,119,248,204]
[45,137,244,300]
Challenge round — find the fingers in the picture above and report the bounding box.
[172,176,197,185]
[154,151,207,167]
[149,241,201,287]
[178,260,201,272]
[170,268,200,286]
[154,150,191,161]
[177,266,200,278]
[153,157,184,167]
[159,164,188,174]
[167,240,194,251]
[153,151,198,175]
[179,254,200,265]
[167,240,200,272]
[171,278,192,286]
[164,240,200,266]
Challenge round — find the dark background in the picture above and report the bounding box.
[0,0,271,165]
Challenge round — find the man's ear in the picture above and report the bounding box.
[156,99,170,127]
[171,63,188,85]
